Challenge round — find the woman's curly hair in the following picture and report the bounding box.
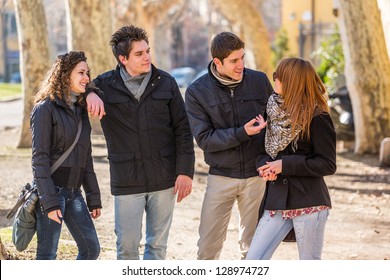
[34,51,94,106]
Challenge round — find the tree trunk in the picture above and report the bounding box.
[114,0,182,68]
[66,0,113,134]
[337,0,390,154]
[13,0,50,148]
[210,0,272,76]
[67,0,113,76]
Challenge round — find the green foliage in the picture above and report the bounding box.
[0,83,22,100]
[312,31,345,92]
[271,28,291,67]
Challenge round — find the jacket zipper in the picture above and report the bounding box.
[230,88,245,177]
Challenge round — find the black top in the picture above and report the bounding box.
[31,97,101,213]
[94,64,195,195]
[257,113,337,211]
[185,66,273,179]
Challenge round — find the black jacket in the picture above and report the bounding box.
[93,65,194,195]
[257,113,337,211]
[31,97,101,213]
[185,67,273,179]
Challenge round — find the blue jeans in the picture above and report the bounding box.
[246,209,329,260]
[35,187,100,260]
[114,187,176,260]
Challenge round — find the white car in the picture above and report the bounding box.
[170,67,196,88]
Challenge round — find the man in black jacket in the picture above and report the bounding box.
[185,32,273,259]
[86,25,195,260]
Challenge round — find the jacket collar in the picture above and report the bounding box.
[207,60,247,89]
[110,64,161,102]
[54,95,82,119]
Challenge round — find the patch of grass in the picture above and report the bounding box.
[0,226,115,259]
[0,226,36,260]
[0,227,13,242]
[0,226,79,260]
[0,83,22,100]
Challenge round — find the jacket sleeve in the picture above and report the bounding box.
[81,114,102,210]
[255,130,273,169]
[281,113,337,177]
[87,77,104,97]
[169,81,195,178]
[31,103,60,212]
[185,86,250,153]
[264,74,274,98]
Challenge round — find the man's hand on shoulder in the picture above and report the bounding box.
[86,92,106,120]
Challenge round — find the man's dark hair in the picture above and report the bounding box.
[210,32,245,62]
[110,25,149,65]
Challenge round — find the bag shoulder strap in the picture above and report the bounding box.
[50,119,82,174]
[6,120,82,220]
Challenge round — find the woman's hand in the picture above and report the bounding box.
[258,160,282,181]
[48,209,63,224]
[91,208,101,219]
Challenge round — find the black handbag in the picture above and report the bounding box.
[7,119,82,252]
[283,228,296,242]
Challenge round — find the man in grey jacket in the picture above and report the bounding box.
[185,32,273,259]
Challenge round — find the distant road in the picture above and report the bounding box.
[0,98,23,127]
[0,93,189,128]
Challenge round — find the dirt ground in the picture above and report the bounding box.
[0,122,389,260]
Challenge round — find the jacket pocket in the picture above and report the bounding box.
[236,95,267,122]
[289,176,312,195]
[159,146,176,180]
[108,153,139,187]
[152,91,172,114]
[206,98,233,128]
[204,149,238,169]
[107,94,132,119]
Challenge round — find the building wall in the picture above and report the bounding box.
[0,0,19,80]
[281,0,337,59]
[260,0,282,42]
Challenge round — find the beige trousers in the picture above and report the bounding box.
[197,174,266,260]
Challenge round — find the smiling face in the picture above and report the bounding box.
[213,48,245,81]
[119,40,151,76]
[69,61,90,94]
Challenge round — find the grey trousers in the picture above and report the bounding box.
[197,174,266,260]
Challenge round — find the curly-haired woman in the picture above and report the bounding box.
[31,51,102,260]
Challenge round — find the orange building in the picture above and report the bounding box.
[281,0,337,60]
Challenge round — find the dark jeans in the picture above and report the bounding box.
[35,187,100,260]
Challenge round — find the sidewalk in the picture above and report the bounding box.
[1,99,389,260]
[0,98,23,128]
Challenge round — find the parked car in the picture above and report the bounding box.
[170,67,196,88]
[192,68,208,83]
[328,85,355,141]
